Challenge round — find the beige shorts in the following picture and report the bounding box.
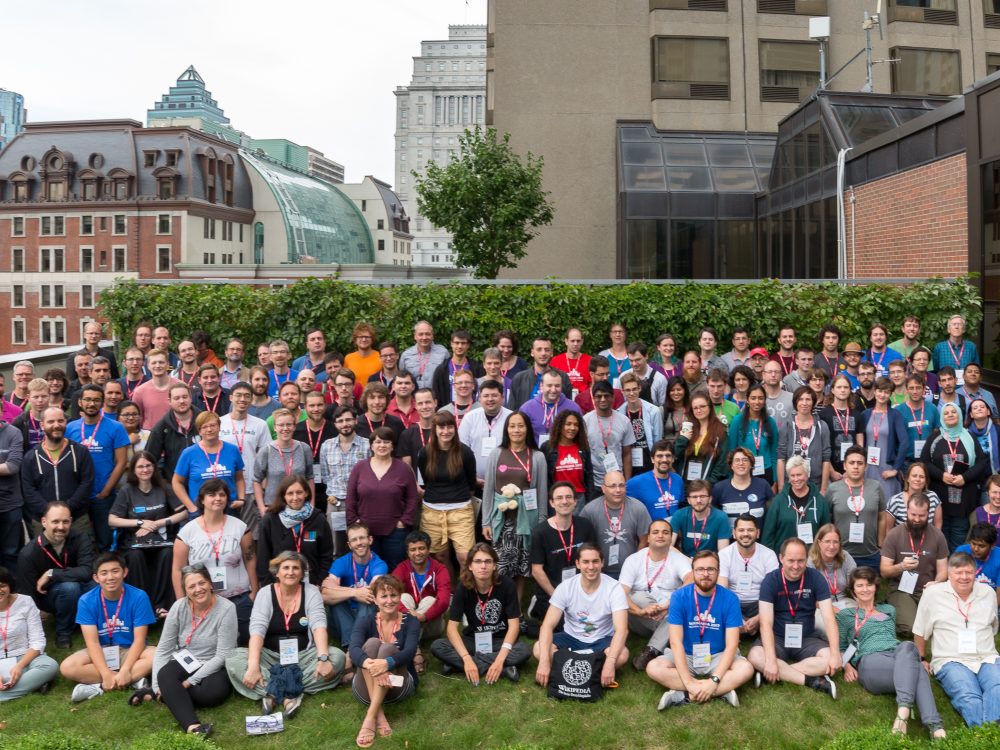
[420,504,475,554]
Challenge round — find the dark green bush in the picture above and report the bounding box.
[100,277,981,359]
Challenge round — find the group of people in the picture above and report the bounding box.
[1,314,998,744]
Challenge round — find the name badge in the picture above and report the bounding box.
[0,656,16,684]
[849,522,865,544]
[537,433,549,448]
[840,442,851,462]
[796,523,814,544]
[692,641,712,667]
[329,509,347,532]
[784,623,803,649]
[173,648,203,674]
[914,440,926,457]
[561,568,576,582]
[608,544,620,567]
[686,461,703,481]
[734,572,753,595]
[522,488,538,511]
[133,506,147,514]
[103,645,120,671]
[958,627,977,654]
[388,674,405,687]
[631,447,644,467]
[753,455,765,476]
[210,566,228,592]
[474,631,493,655]
[612,377,621,390]
[955,369,965,387]
[898,570,918,595]
[842,641,858,664]
[571,389,580,401]
[279,638,300,666]
[603,453,619,473]
[313,462,321,477]
[480,436,498,457]
[867,446,881,466]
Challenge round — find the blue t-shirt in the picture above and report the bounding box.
[66,416,130,498]
[669,506,731,556]
[292,355,328,383]
[711,478,773,531]
[626,470,684,521]
[329,552,388,608]
[758,567,830,639]
[667,583,743,656]
[956,544,1000,588]
[894,401,939,459]
[174,441,245,502]
[267,368,301,397]
[75,582,156,648]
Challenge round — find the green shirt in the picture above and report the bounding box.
[836,604,899,666]
[713,400,740,427]
[888,339,919,358]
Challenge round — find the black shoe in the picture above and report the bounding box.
[806,675,837,700]
[56,634,72,649]
[502,665,520,683]
[37,679,55,695]
[632,646,662,672]
[441,663,456,675]
[190,724,213,739]
[520,618,539,639]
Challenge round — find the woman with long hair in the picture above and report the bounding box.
[777,386,831,493]
[0,566,59,702]
[661,376,692,449]
[886,462,942,529]
[492,330,527,379]
[542,409,594,511]
[674,392,730,483]
[259,474,335,586]
[727,384,778,488]
[819,374,860,483]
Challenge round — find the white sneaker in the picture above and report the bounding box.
[754,671,762,688]
[71,683,104,703]
[719,689,740,707]
[130,677,147,690]
[657,689,687,711]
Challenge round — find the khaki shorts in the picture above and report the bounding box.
[657,649,746,676]
[420,504,475,555]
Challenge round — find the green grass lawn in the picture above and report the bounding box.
[0,626,983,750]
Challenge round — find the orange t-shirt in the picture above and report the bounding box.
[344,350,383,385]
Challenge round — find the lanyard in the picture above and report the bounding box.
[37,536,67,569]
[0,606,10,657]
[352,557,371,587]
[555,522,575,563]
[125,378,142,399]
[947,340,966,369]
[794,417,813,454]
[202,391,221,414]
[449,359,468,377]
[364,414,379,435]
[871,410,886,443]
[779,355,793,377]
[416,351,430,377]
[185,603,211,647]
[418,426,428,448]
[909,403,925,437]
[943,437,959,462]
[509,448,532,484]
[100,590,125,646]
[750,419,762,452]
[652,473,675,513]
[985,510,1000,530]
[821,565,839,597]
[409,569,434,603]
[822,352,838,373]
[305,422,325,460]
[231,418,248,454]
[693,586,717,640]
[273,370,291,389]
[543,401,558,429]
[834,407,851,438]
[853,607,873,638]
[596,415,613,451]
[603,500,622,536]
[691,512,709,550]
[953,592,973,627]
[869,349,886,372]
[475,586,494,624]
[645,552,668,592]
[847,481,865,518]
[377,612,401,643]
[272,443,296,476]
[80,413,104,447]
[42,439,67,467]
[199,443,221,478]
[292,523,305,553]
[788,494,812,522]
[203,520,224,565]
[780,570,806,621]
[179,369,198,387]
[566,355,582,375]
[276,586,300,632]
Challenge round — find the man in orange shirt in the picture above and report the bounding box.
[344,322,382,385]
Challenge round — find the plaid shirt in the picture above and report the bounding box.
[319,433,371,498]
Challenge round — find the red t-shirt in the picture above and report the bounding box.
[555,444,586,493]
[550,353,593,392]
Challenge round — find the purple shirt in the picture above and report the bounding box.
[346,458,419,537]
[1,401,23,423]
[519,395,582,446]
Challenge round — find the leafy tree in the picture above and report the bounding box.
[413,125,554,279]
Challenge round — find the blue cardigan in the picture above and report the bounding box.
[857,408,909,472]
[348,610,421,683]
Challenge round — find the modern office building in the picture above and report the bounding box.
[0,88,26,151]
[338,176,413,266]
[394,24,487,267]
[250,139,345,184]
[487,0,1000,279]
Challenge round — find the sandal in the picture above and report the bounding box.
[129,687,156,706]
[413,649,425,675]
[377,719,393,738]
[356,723,376,748]
[891,706,910,735]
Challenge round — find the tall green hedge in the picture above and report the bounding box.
[99,277,981,358]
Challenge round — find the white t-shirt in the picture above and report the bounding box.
[219,414,271,493]
[718,543,780,603]
[550,573,628,643]
[177,515,250,598]
[618,547,691,605]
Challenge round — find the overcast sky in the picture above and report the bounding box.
[3,0,486,184]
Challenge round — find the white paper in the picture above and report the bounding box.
[631,447,644,467]
[898,570,918,595]
[246,712,284,735]
[608,544,620,567]
[279,638,300,666]
[955,369,965,387]
[692,641,712,666]
[388,673,405,687]
[522,488,538,511]
[753,455,765,476]
[958,627,977,654]
[796,523,814,544]
[0,656,16,683]
[866,446,881,466]
[849,522,865,544]
[686,461,703,481]
[480,436,497,457]
[784,623,803,649]
[210,566,228,592]
[173,648,203,674]
[612,377,621,390]
[602,453,619,473]
[474,631,493,654]
[842,642,857,664]
[103,645,120,671]
[914,440,926,458]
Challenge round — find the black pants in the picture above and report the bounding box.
[430,634,532,674]
[157,659,231,730]
[123,546,175,612]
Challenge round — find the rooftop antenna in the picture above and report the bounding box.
[861,0,884,92]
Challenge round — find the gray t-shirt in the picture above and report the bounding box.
[826,480,887,559]
[579,496,652,578]
[766,391,794,431]
[583,411,636,487]
[253,440,314,507]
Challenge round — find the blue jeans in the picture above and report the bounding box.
[942,515,971,553]
[935,660,1000,726]
[89,493,114,551]
[0,507,23,573]
[852,554,882,571]
[372,527,409,571]
[330,601,376,648]
[40,580,96,637]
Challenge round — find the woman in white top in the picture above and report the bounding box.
[0,566,59,701]
[807,523,857,637]
[172,478,258,646]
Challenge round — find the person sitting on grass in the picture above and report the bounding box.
[322,523,388,648]
[746,537,841,699]
[391,530,452,673]
[430,542,531,685]
[61,552,157,703]
[348,574,420,748]
[0,566,59,702]
[533,543,630,690]
[646,550,755,710]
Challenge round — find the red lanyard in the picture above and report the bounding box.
[779,355,793,377]
[596,416,613,451]
[199,443,221,478]
[364,414,378,435]
[948,340,966,369]
[869,349,886,372]
[645,552,668,592]
[306,422,325,460]
[42,440,67,467]
[37,536,67,569]
[232,418,247,454]
[821,566,839,597]
[100,590,126,646]
[985,510,1000,530]
[943,437,959,462]
[352,557,371,587]
[475,586,494,624]
[416,351,430,377]
[179,369,198,387]
[125,379,140,399]
[909,530,925,555]
[750,419,762,452]
[822,353,838,373]
[377,613,401,643]
[80,413,104,447]
[555,522,574,563]
[273,370,291,388]
[691,513,709,550]
[834,407,851,438]
[418,426,428,448]
[871,411,886,442]
[292,524,305,553]
[693,586,717,640]
[794,417,812,454]
[409,569,434,603]
[276,586,300,632]
[543,402,558,429]
[953,592,973,627]
[603,500,622,536]
[788,495,811,521]
[185,604,211,647]
[272,443,296,476]
[853,607,873,638]
[910,403,925,437]
[202,392,221,414]
[509,448,532,484]
[781,570,806,620]
[846,481,865,517]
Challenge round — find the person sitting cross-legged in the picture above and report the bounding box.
[646,550,755,710]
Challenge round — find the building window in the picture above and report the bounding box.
[654,37,731,99]
[46,181,65,201]
[40,319,66,345]
[157,179,175,199]
[11,247,24,272]
[158,214,171,234]
[203,252,216,264]
[81,285,94,308]
[80,247,94,273]
[113,247,127,272]
[40,285,65,307]
[144,151,158,168]
[113,215,127,234]
[40,248,65,273]
[82,181,98,200]
[760,41,821,102]
[890,47,961,95]
[888,0,957,25]
[157,246,172,273]
[81,215,94,235]
[756,0,827,13]
[377,219,385,230]
[12,285,24,307]
[11,319,26,345]
[99,250,108,268]
[12,217,25,236]
[166,151,180,167]
[239,223,244,242]
[40,216,52,236]
[222,253,233,264]
[988,53,1000,76]
[203,218,216,239]
[54,216,65,235]
[378,239,385,251]
[99,216,108,232]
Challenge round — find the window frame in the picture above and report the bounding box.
[652,36,731,100]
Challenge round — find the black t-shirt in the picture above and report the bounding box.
[293,420,338,471]
[449,574,521,636]
[264,583,310,652]
[396,424,431,467]
[758,567,830,639]
[355,413,405,443]
[818,405,861,472]
[109,484,183,548]
[529,516,598,588]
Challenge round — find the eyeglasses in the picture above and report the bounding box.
[693,567,719,574]
[119,412,140,419]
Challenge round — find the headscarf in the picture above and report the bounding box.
[940,403,977,460]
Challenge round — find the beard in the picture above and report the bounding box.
[906,520,928,534]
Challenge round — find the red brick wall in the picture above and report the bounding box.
[845,153,968,278]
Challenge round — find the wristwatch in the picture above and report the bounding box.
[317,654,330,662]
[136,519,145,529]
[710,674,721,684]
